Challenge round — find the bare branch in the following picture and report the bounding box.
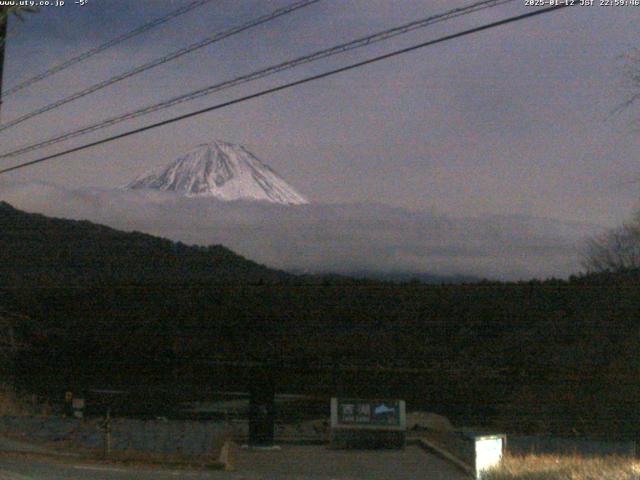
[582,210,640,273]
[613,48,640,116]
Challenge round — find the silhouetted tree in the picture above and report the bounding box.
[582,209,640,272]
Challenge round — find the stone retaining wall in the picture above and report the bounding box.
[0,415,237,456]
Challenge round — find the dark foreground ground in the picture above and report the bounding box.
[0,444,467,480]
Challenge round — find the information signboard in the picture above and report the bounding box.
[335,398,402,427]
[330,398,406,449]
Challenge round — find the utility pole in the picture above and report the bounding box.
[0,10,7,121]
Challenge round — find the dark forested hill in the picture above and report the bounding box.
[0,201,292,287]
[2,201,640,441]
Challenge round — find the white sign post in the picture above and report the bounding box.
[474,435,504,479]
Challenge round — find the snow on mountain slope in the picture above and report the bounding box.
[126,140,308,205]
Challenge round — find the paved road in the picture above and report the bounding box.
[233,444,467,480]
[0,445,468,480]
[0,456,229,480]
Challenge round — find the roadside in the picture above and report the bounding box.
[0,417,470,479]
[0,455,238,480]
[0,443,469,480]
[0,434,77,457]
[0,433,226,472]
[232,443,467,480]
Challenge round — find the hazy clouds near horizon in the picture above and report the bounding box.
[0,183,601,280]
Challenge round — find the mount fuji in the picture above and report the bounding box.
[126,141,308,205]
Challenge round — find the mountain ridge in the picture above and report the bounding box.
[0,201,293,287]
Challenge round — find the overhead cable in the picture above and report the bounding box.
[1,0,215,100]
[0,4,571,176]
[0,0,322,132]
[0,0,514,160]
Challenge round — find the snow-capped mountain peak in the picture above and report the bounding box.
[126,140,308,205]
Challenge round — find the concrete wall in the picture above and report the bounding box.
[0,415,239,456]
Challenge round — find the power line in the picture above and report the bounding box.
[0,13,7,115]
[0,0,515,161]
[0,0,322,133]
[0,4,571,177]
[0,0,215,101]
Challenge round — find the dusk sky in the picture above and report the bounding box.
[0,0,637,227]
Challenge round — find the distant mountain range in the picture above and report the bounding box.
[0,201,292,288]
[0,202,484,287]
[126,141,308,205]
[0,180,602,280]
[338,271,481,284]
